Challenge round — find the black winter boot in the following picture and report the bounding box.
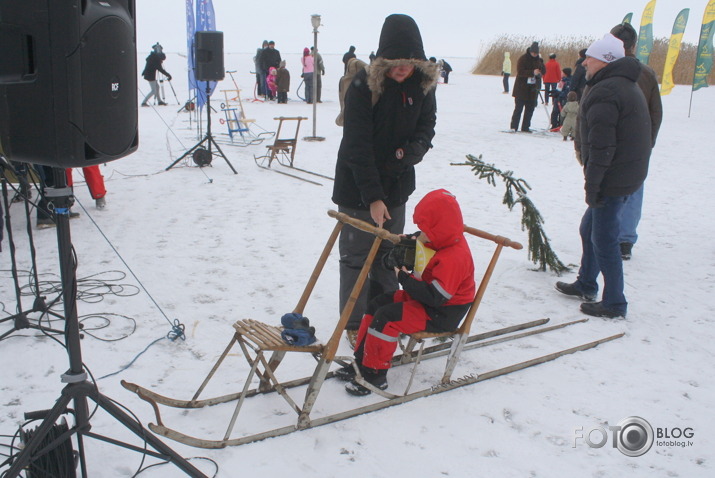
[345,368,388,396]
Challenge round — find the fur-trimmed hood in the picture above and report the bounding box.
[367,57,441,97]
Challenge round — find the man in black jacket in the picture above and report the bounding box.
[555,33,652,318]
[510,41,545,132]
[571,48,587,100]
[141,43,171,106]
[332,14,440,347]
[260,41,281,100]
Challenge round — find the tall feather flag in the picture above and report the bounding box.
[193,0,217,109]
[692,0,715,92]
[661,9,690,96]
[636,0,657,64]
[623,13,633,24]
[186,0,197,104]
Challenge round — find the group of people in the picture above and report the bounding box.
[252,41,325,104]
[253,40,282,101]
[331,15,661,396]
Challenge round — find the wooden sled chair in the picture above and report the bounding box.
[218,88,273,146]
[253,116,307,169]
[123,210,622,449]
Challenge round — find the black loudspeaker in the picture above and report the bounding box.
[0,0,138,168]
[195,31,225,81]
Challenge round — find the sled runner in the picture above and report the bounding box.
[122,210,624,449]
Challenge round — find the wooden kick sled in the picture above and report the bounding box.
[122,210,624,449]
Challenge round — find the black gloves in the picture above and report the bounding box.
[167,74,172,81]
[395,139,430,166]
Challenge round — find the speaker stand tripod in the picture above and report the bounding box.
[2,168,207,478]
[0,163,64,341]
[166,83,237,174]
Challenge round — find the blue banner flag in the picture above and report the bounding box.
[194,0,217,108]
[186,0,197,99]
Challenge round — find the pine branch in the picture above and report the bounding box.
[452,154,570,274]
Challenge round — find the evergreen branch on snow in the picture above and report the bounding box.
[453,154,570,274]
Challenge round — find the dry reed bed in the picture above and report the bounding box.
[473,35,715,86]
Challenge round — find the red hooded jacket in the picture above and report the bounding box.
[400,189,475,307]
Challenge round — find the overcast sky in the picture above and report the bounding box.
[136,0,708,59]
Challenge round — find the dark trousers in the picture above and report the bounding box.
[503,73,510,92]
[277,91,287,103]
[544,83,557,104]
[510,97,536,131]
[338,204,406,330]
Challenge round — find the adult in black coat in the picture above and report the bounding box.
[332,14,440,342]
[571,48,587,99]
[509,42,545,132]
[260,41,281,98]
[342,45,357,73]
[141,43,171,106]
[556,34,652,319]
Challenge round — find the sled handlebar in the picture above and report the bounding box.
[463,226,523,250]
[327,211,522,250]
[328,210,402,244]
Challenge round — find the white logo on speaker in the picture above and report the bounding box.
[111,82,120,92]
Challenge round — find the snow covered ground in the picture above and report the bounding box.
[1,52,713,477]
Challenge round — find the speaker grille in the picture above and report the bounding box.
[79,15,137,157]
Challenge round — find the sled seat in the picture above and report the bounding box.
[233,319,323,353]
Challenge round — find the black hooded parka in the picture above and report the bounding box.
[332,14,440,210]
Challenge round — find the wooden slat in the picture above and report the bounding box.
[410,331,455,341]
[232,319,323,353]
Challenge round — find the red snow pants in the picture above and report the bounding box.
[66,166,106,199]
[354,291,430,370]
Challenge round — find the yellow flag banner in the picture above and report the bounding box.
[636,0,657,64]
[661,9,690,96]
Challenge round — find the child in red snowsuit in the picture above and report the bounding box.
[338,189,476,395]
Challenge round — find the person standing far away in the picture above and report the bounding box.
[261,41,282,100]
[276,60,290,104]
[254,40,268,98]
[502,51,511,93]
[141,43,171,106]
[301,47,315,103]
[543,53,562,105]
[509,41,545,132]
[342,45,357,73]
[332,14,440,348]
[311,46,325,102]
[571,48,588,100]
[369,51,376,63]
[609,22,662,261]
[439,59,452,84]
[555,33,652,319]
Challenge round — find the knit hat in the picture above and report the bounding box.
[585,33,625,63]
[376,14,426,61]
[529,42,539,55]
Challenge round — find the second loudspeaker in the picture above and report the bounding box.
[195,31,224,81]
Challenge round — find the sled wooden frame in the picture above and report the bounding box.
[122,210,625,449]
